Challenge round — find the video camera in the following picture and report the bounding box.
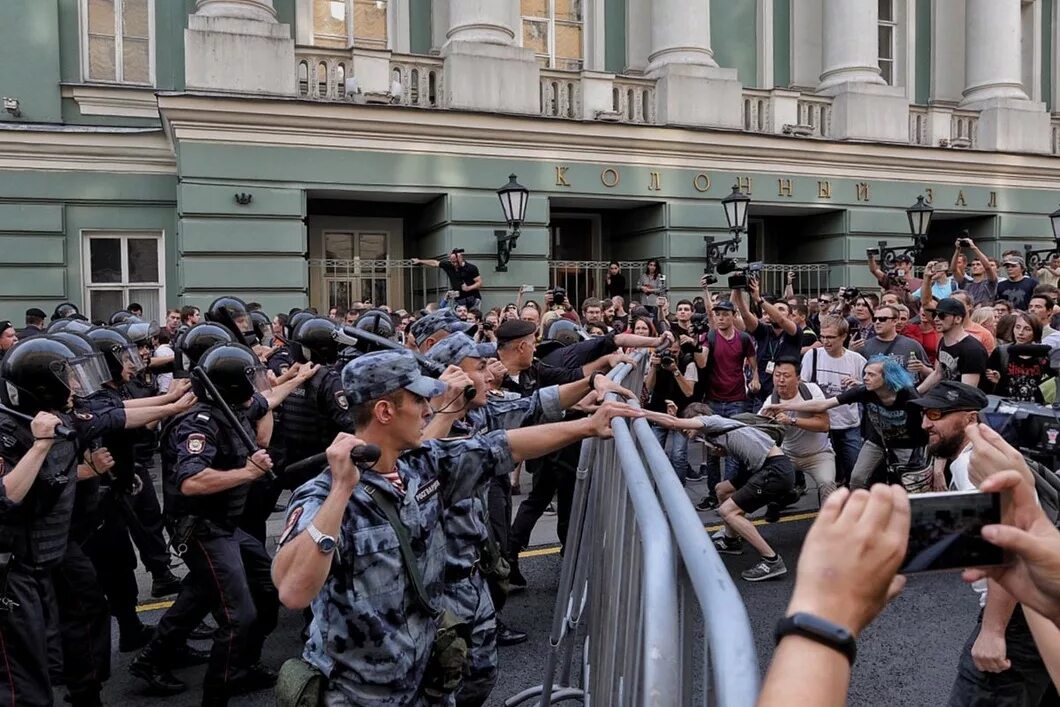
[717,260,764,290]
[982,396,1060,471]
[689,313,710,336]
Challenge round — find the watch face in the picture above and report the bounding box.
[318,537,336,553]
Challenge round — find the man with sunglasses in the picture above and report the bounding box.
[921,298,989,389]
[860,305,929,376]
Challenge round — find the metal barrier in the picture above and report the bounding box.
[756,264,831,301]
[547,261,647,310]
[507,354,760,707]
[306,258,451,313]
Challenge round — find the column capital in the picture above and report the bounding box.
[193,0,278,23]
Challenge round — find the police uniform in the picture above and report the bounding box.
[0,405,125,707]
[280,349,516,705]
[145,394,276,701]
[409,310,473,351]
[265,344,294,377]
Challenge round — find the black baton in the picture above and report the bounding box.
[0,404,76,441]
[190,367,276,481]
[284,444,382,478]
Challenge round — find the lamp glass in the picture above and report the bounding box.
[497,174,530,228]
[1050,206,1060,241]
[906,195,933,239]
[721,186,750,232]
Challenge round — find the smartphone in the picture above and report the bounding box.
[901,490,1005,574]
[522,285,535,293]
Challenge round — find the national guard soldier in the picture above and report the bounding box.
[133,343,279,705]
[409,308,474,354]
[271,348,642,706]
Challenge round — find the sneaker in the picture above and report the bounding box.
[543,502,557,516]
[685,465,705,482]
[695,496,719,511]
[741,556,787,582]
[712,536,744,555]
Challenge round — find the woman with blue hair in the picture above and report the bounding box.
[762,355,930,489]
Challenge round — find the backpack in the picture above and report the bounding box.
[769,382,814,406]
[1027,457,1060,526]
[699,328,754,400]
[704,413,786,447]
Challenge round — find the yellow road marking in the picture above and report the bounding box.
[136,511,819,613]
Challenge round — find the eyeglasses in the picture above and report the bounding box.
[1004,263,1020,267]
[819,334,841,340]
[873,316,895,323]
[924,409,970,421]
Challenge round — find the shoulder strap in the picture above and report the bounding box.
[797,382,813,400]
[363,484,440,619]
[811,348,818,384]
[997,344,1010,374]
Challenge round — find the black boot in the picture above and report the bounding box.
[168,642,210,668]
[118,622,154,653]
[507,558,527,592]
[229,662,279,696]
[150,569,182,598]
[129,642,187,695]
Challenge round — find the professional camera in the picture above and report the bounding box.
[982,395,1060,471]
[482,321,494,331]
[840,287,861,302]
[659,354,675,369]
[718,260,764,290]
[689,313,710,336]
[700,273,718,287]
[551,287,567,307]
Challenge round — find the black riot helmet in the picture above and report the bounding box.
[249,310,271,343]
[352,308,396,340]
[126,320,160,347]
[178,323,235,368]
[108,310,138,326]
[48,332,111,393]
[0,338,97,414]
[205,297,257,346]
[286,310,316,341]
[537,318,588,359]
[193,343,268,406]
[51,302,80,322]
[47,318,93,336]
[84,327,145,383]
[292,317,339,364]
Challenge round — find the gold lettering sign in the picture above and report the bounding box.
[601,168,620,188]
[693,173,712,192]
[736,176,753,194]
[648,171,662,191]
[856,183,870,202]
[778,179,794,198]
[955,190,967,207]
[924,188,934,205]
[555,166,571,187]
[817,181,832,199]
[988,191,998,208]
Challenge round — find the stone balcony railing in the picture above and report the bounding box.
[295,48,442,108]
[741,88,831,137]
[538,71,656,124]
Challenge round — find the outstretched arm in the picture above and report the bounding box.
[411,258,441,268]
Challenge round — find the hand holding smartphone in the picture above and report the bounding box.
[901,490,1006,574]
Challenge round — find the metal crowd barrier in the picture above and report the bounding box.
[756,264,830,302]
[506,354,759,707]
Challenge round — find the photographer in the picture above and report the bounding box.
[645,337,700,483]
[734,277,803,403]
[869,250,920,295]
[953,236,999,307]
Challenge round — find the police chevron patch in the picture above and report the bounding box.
[187,433,206,454]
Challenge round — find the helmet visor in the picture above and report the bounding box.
[51,357,104,399]
[248,365,270,394]
[119,344,147,374]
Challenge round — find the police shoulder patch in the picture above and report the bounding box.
[186,433,206,454]
[334,390,349,411]
[0,434,16,449]
[278,506,303,546]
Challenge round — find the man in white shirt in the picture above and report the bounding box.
[800,316,865,486]
[760,357,837,500]
[911,381,1054,704]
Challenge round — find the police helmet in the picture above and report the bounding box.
[205,296,255,346]
[108,310,139,326]
[0,338,91,414]
[352,308,396,340]
[544,318,588,345]
[51,302,80,322]
[292,317,339,365]
[47,318,93,336]
[286,310,316,341]
[178,323,235,368]
[83,327,145,383]
[249,310,271,343]
[48,332,112,392]
[126,320,160,347]
[194,343,268,406]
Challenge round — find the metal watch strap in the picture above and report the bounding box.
[774,612,857,665]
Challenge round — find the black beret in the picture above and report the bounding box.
[495,319,537,343]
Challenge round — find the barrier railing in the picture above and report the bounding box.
[507,354,760,706]
[756,264,831,301]
[307,258,452,313]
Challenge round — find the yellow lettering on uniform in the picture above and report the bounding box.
[555,166,571,187]
[856,183,870,202]
[601,168,620,188]
[955,190,967,207]
[778,179,794,197]
[693,173,712,192]
[817,181,832,199]
[648,171,662,191]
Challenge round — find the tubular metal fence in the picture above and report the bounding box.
[506,354,760,707]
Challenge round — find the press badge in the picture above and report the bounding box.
[765,361,775,375]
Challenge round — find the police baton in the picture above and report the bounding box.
[0,404,76,441]
[189,367,277,481]
[283,443,382,478]
[332,327,476,402]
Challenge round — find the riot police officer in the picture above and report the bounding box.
[134,343,279,706]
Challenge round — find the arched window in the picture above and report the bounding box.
[312,0,388,49]
[521,0,584,71]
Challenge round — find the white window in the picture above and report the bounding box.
[81,0,154,85]
[522,0,584,71]
[878,0,897,85]
[321,231,390,308]
[83,232,165,322]
[311,0,388,49]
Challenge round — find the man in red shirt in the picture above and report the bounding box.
[904,297,941,365]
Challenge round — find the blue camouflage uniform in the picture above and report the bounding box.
[280,348,517,705]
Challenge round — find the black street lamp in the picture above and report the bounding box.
[495,174,529,272]
[1024,204,1060,271]
[869,195,933,270]
[704,185,750,278]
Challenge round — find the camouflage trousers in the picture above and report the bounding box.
[439,573,498,707]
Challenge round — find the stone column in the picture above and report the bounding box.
[441,0,539,114]
[961,0,1028,105]
[817,0,884,91]
[644,0,742,129]
[185,0,296,95]
[959,0,1048,152]
[815,0,907,142]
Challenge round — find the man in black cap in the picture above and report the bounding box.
[922,298,989,389]
[0,321,17,362]
[909,380,1056,706]
[412,249,483,310]
[17,309,47,340]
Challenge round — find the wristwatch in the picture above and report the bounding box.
[307,523,338,555]
[774,612,857,665]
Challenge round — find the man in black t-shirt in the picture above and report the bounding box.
[923,298,989,388]
[412,248,483,309]
[734,281,803,403]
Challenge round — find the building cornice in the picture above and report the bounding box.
[157,92,1060,191]
[0,126,175,174]
[59,84,162,119]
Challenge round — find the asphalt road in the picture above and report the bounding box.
[90,476,983,707]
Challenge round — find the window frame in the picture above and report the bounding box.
[79,0,156,86]
[878,0,897,86]
[81,230,166,322]
[522,0,585,72]
[310,0,392,50]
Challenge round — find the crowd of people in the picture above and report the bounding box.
[0,240,1059,706]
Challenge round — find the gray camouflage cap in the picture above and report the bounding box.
[409,309,472,346]
[341,349,448,405]
[425,332,497,367]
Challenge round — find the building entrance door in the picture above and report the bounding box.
[307,216,404,311]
